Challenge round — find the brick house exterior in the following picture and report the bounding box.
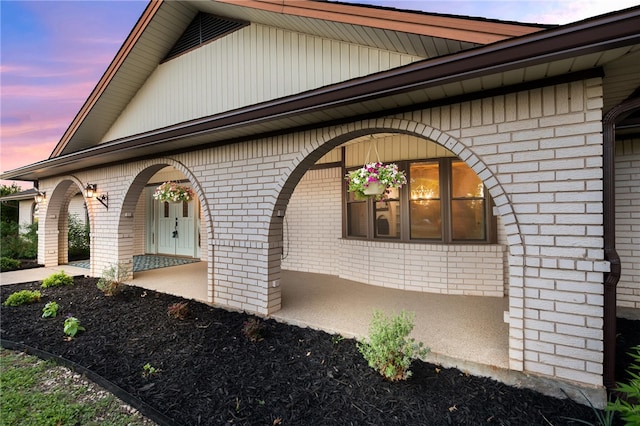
[3,0,639,407]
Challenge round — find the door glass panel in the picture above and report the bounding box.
[182,201,189,218]
[163,202,169,218]
[409,162,441,239]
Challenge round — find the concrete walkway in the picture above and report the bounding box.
[0,265,89,285]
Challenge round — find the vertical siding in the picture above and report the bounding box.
[344,134,454,167]
[101,23,423,142]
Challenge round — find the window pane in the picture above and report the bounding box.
[182,201,189,218]
[375,200,400,238]
[410,200,442,239]
[410,162,441,239]
[410,162,439,199]
[451,161,485,240]
[347,202,367,237]
[452,200,485,240]
[452,161,483,198]
[163,202,169,218]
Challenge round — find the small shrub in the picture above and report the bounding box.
[0,257,20,272]
[63,316,85,338]
[97,263,129,296]
[242,318,265,342]
[42,301,60,318]
[41,271,74,288]
[167,302,189,320]
[607,345,640,425]
[4,290,41,307]
[357,310,429,381]
[142,363,160,378]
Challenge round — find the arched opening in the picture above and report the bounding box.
[41,179,91,268]
[268,126,516,376]
[115,162,210,303]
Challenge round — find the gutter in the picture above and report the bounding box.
[602,91,640,391]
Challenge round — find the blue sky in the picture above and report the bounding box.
[1,0,639,186]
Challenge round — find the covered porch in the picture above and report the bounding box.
[130,262,509,372]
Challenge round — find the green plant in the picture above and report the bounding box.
[153,181,194,203]
[4,290,41,307]
[331,334,345,345]
[167,301,189,320]
[96,262,130,296]
[68,214,90,259]
[0,257,21,271]
[63,316,85,338]
[357,310,429,381]
[142,363,159,377]
[41,271,74,288]
[242,318,265,342]
[607,345,640,425]
[1,221,38,259]
[345,162,407,199]
[560,389,615,426]
[42,301,60,318]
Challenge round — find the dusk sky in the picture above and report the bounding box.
[2,0,639,188]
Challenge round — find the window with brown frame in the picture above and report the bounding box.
[345,158,494,243]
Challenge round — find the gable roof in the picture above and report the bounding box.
[49,0,547,159]
[2,1,639,182]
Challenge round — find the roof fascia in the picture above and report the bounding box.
[49,0,163,159]
[215,0,548,43]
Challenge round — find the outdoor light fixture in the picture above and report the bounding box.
[34,191,46,204]
[85,183,96,198]
[85,183,108,209]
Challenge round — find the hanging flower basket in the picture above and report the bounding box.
[345,162,407,199]
[153,181,194,203]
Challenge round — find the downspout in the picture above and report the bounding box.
[602,90,640,391]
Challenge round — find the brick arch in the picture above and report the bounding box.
[269,117,525,368]
[274,119,521,249]
[39,176,89,267]
[115,159,212,295]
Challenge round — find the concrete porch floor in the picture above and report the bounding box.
[1,261,509,375]
[129,262,510,372]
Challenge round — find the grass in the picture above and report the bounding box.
[0,348,154,426]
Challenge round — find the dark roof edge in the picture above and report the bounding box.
[49,0,163,158]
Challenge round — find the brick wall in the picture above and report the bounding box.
[616,138,640,310]
[36,77,616,394]
[281,167,507,296]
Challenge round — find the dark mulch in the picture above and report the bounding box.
[1,277,638,426]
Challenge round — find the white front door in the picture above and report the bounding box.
[153,194,199,257]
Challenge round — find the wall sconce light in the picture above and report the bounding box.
[85,183,108,209]
[34,191,46,204]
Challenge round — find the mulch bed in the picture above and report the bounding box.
[1,277,638,425]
